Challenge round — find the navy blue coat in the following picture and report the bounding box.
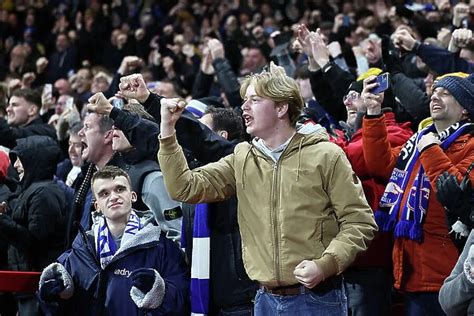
[51,217,189,315]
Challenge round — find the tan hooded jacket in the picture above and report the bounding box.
[158,131,377,287]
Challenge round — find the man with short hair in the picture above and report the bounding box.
[65,111,121,248]
[38,166,189,315]
[0,88,56,149]
[361,73,474,315]
[158,63,377,315]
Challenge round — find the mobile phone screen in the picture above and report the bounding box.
[370,73,389,94]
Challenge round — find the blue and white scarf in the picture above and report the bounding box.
[94,211,141,269]
[190,203,210,316]
[375,121,473,242]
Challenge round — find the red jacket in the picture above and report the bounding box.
[362,115,474,292]
[336,112,413,269]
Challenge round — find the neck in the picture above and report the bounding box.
[20,115,38,127]
[107,220,127,238]
[95,151,115,170]
[261,124,296,150]
[433,119,458,133]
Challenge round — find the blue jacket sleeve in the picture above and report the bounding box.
[150,236,189,315]
[417,43,474,74]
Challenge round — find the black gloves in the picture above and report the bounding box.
[130,268,156,293]
[436,171,473,221]
[39,279,65,302]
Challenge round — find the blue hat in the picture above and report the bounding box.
[433,74,474,117]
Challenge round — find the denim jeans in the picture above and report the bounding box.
[404,292,446,316]
[343,267,392,316]
[253,279,347,316]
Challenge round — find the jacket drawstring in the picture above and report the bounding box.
[296,137,304,182]
[241,147,252,189]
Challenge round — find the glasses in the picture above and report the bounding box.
[343,91,360,104]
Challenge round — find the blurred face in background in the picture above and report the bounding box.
[68,134,83,167]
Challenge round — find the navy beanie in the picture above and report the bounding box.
[433,75,474,117]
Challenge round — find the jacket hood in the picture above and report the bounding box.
[245,129,329,186]
[10,135,60,189]
[89,210,161,258]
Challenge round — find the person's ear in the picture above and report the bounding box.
[218,130,228,140]
[276,102,289,119]
[27,104,39,117]
[131,191,137,203]
[94,200,100,212]
[104,129,114,144]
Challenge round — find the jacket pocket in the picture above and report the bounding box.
[320,214,340,249]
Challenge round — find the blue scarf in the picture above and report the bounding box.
[375,121,473,242]
[190,203,210,316]
[94,211,141,269]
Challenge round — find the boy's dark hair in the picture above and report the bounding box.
[91,166,131,193]
[204,106,244,141]
[11,88,41,108]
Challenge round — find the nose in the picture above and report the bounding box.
[78,127,85,137]
[241,99,249,111]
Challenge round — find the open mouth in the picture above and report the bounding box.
[242,113,253,127]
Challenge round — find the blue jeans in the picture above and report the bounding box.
[343,267,392,316]
[253,279,347,316]
[404,292,446,316]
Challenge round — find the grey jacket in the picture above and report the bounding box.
[439,229,474,315]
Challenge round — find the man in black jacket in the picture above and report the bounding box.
[0,88,56,149]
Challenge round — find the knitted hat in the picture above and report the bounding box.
[186,96,225,118]
[347,68,383,94]
[433,73,474,117]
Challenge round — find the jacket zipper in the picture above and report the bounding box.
[255,134,302,286]
[271,162,280,285]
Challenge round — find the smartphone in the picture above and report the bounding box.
[65,97,74,110]
[43,83,52,97]
[370,73,389,94]
[112,98,124,110]
[342,15,351,26]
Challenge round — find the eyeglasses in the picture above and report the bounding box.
[343,91,360,104]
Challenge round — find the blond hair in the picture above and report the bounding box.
[239,62,304,126]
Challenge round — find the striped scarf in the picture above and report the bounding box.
[94,211,141,269]
[375,121,473,242]
[190,203,210,316]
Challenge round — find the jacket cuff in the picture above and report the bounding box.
[419,143,438,154]
[39,262,74,300]
[464,259,474,284]
[365,113,384,119]
[158,132,179,155]
[142,92,161,111]
[130,270,165,309]
[109,106,121,120]
[313,254,338,281]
